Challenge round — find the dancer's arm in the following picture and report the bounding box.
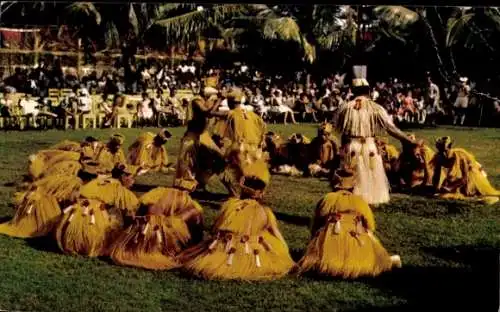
[378,105,418,145]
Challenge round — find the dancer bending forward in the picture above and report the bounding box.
[296,190,402,278]
[180,165,294,280]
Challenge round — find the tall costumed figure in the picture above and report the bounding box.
[331,65,419,205]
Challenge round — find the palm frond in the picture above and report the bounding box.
[484,7,500,32]
[156,3,195,14]
[220,27,246,40]
[129,3,139,36]
[445,13,474,46]
[155,10,210,42]
[104,21,120,49]
[155,4,249,43]
[262,17,302,42]
[65,2,101,25]
[302,36,316,63]
[378,24,408,43]
[373,6,419,29]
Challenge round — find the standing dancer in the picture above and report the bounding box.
[215,89,268,197]
[331,65,419,205]
[173,90,227,193]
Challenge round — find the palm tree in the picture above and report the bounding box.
[373,6,500,83]
[153,4,359,64]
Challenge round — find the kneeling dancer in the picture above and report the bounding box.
[296,190,402,278]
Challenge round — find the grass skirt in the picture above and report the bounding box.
[174,131,225,192]
[95,148,127,173]
[79,177,139,216]
[55,198,123,257]
[127,133,169,172]
[297,191,398,278]
[109,215,190,270]
[398,145,435,189]
[50,140,82,152]
[28,150,81,180]
[32,174,83,205]
[0,189,61,238]
[181,198,294,280]
[219,144,270,198]
[339,138,390,205]
[435,148,500,204]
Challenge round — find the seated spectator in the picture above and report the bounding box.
[270,90,296,124]
[19,93,41,128]
[137,92,154,127]
[78,88,92,114]
[252,88,269,119]
[0,91,14,117]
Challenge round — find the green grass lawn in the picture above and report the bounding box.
[0,124,499,311]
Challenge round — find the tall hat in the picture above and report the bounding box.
[352,65,369,87]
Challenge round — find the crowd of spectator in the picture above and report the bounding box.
[0,56,498,130]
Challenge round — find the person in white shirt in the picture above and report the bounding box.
[426,77,441,112]
[19,94,41,128]
[251,88,269,119]
[137,92,154,126]
[371,87,380,101]
[188,62,196,75]
[78,88,92,113]
[454,77,471,126]
[270,89,296,124]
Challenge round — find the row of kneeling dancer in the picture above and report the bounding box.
[0,132,401,281]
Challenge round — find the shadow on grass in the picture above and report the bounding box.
[130,184,157,193]
[190,190,229,203]
[274,211,311,227]
[25,236,61,254]
[381,195,475,218]
[363,245,499,310]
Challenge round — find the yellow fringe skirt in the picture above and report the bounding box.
[180,198,294,280]
[181,230,294,281]
[0,189,61,238]
[32,174,83,205]
[79,178,140,217]
[296,217,396,278]
[50,140,82,152]
[109,215,191,270]
[28,150,81,180]
[54,199,123,257]
[128,136,169,172]
[297,191,399,278]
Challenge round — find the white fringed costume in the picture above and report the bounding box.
[331,66,416,205]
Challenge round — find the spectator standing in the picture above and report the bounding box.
[454,77,471,126]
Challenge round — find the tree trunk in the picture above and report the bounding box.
[77,38,82,78]
[433,7,458,78]
[419,8,450,83]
